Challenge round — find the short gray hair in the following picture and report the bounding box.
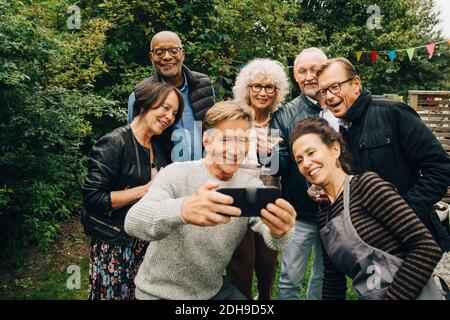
[294,47,328,69]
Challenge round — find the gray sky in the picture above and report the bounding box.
[435,0,450,38]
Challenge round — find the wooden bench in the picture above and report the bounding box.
[408,90,450,203]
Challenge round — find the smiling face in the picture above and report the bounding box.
[317,62,361,118]
[150,33,185,79]
[204,119,250,177]
[248,76,277,112]
[292,133,341,187]
[143,91,179,135]
[294,51,327,99]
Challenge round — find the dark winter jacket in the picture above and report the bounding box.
[133,65,215,162]
[340,88,450,250]
[133,65,215,121]
[269,94,323,222]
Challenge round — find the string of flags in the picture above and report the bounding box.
[355,39,450,63]
[230,39,449,68]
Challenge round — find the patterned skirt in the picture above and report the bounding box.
[88,239,149,300]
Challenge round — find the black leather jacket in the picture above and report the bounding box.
[81,125,167,245]
[269,94,323,222]
[341,88,450,250]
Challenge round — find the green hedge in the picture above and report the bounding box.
[0,0,122,264]
[1,0,448,264]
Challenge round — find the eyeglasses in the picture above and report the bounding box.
[249,84,276,94]
[317,78,353,98]
[150,47,184,58]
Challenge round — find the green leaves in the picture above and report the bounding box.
[1,0,448,263]
[0,0,121,259]
[299,0,449,96]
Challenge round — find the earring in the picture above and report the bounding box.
[336,158,341,168]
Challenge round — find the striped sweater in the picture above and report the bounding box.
[318,172,442,300]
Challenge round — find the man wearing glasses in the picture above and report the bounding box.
[316,57,450,254]
[128,31,215,162]
[269,47,335,300]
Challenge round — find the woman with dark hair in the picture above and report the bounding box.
[82,82,184,300]
[290,116,443,300]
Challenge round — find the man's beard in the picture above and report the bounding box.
[303,83,319,99]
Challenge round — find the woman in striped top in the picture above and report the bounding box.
[290,116,443,300]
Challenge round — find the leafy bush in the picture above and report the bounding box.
[1,0,448,265]
[0,0,122,263]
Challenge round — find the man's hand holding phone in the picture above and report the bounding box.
[181,180,241,227]
[217,186,296,238]
[260,198,296,238]
[181,181,296,238]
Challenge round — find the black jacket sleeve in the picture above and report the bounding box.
[269,113,291,176]
[82,134,123,215]
[395,103,450,218]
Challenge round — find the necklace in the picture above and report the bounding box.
[330,177,345,204]
[325,175,347,224]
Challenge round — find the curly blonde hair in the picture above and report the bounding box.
[232,58,289,115]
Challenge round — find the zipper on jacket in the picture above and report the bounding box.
[89,216,121,232]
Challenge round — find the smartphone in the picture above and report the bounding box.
[217,186,281,217]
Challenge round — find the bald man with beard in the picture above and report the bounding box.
[128,31,215,163]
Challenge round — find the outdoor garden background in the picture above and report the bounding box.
[0,0,449,299]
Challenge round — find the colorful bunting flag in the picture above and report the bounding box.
[388,50,396,62]
[356,51,363,62]
[406,48,415,61]
[370,50,377,63]
[426,43,435,59]
[354,40,448,64]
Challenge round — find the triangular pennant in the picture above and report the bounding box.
[370,50,377,63]
[406,48,415,61]
[426,43,435,59]
[388,50,396,62]
[356,51,363,62]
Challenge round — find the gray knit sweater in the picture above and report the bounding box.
[124,159,294,300]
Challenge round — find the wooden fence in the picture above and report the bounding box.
[408,90,450,203]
